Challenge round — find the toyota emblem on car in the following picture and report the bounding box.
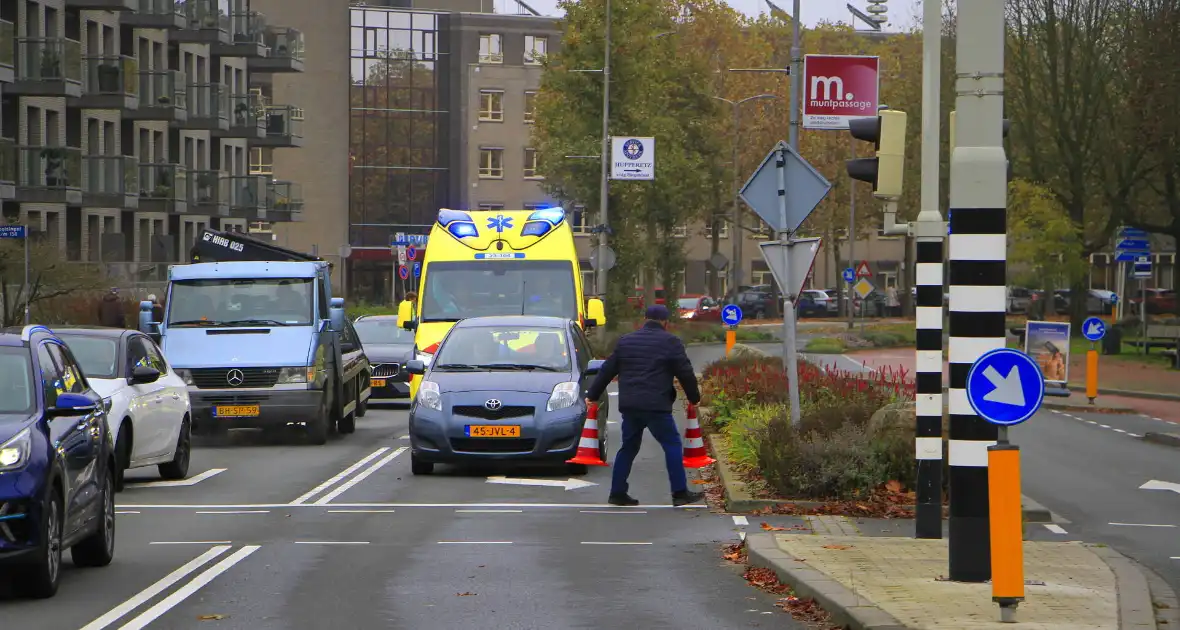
[226,369,245,387]
[484,399,502,411]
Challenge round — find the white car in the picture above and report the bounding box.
[54,328,192,490]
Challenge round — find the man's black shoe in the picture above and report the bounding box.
[608,493,640,506]
[672,491,705,507]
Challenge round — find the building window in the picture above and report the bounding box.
[704,222,729,239]
[478,203,505,210]
[479,148,504,178]
[523,91,537,123]
[524,35,547,64]
[479,90,503,122]
[249,148,272,175]
[479,34,503,63]
[751,270,773,286]
[523,148,541,179]
[672,224,688,238]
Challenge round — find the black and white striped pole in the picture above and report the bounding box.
[947,0,1006,583]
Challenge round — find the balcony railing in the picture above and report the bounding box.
[139,162,188,200]
[83,55,138,96]
[265,27,304,62]
[0,138,16,184]
[188,83,229,120]
[136,0,184,18]
[229,92,265,131]
[83,156,139,195]
[227,175,268,212]
[268,180,303,216]
[184,0,229,31]
[17,38,82,83]
[189,170,228,207]
[0,21,14,69]
[19,146,82,188]
[229,11,266,44]
[139,70,187,108]
[265,105,303,140]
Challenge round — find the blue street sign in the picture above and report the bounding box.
[406,245,417,261]
[721,304,743,327]
[1133,257,1152,280]
[738,141,832,234]
[1119,227,1147,238]
[1081,317,1106,342]
[966,348,1046,426]
[1110,294,1119,305]
[398,265,409,280]
[1114,251,1141,262]
[842,268,855,284]
[413,261,421,278]
[1116,239,1150,252]
[0,226,27,239]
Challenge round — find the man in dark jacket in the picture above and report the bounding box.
[98,288,125,328]
[585,305,704,507]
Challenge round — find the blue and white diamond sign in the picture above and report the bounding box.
[1081,317,1106,342]
[721,304,743,327]
[966,348,1046,426]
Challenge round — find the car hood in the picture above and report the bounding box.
[162,326,314,368]
[364,343,414,363]
[0,414,36,441]
[87,378,126,399]
[427,370,574,395]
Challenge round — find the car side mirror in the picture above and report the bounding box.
[48,392,98,417]
[129,365,161,385]
[406,360,426,375]
[138,300,156,334]
[397,301,417,331]
[329,297,346,332]
[584,359,605,377]
[586,298,606,328]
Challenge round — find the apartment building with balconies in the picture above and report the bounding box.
[0,0,305,283]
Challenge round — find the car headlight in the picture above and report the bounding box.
[0,427,32,471]
[416,351,434,367]
[175,369,194,386]
[418,380,442,411]
[277,367,313,384]
[547,381,580,412]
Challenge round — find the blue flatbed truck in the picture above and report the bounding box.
[139,229,370,444]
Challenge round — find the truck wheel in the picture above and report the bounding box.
[307,393,330,445]
[337,379,357,435]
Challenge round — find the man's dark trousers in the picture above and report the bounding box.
[611,410,687,496]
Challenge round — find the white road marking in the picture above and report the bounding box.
[126,468,227,488]
[117,502,709,510]
[580,510,647,514]
[581,541,653,545]
[288,447,390,505]
[195,510,269,515]
[150,541,233,545]
[1087,420,1098,425]
[1100,424,1111,429]
[79,545,231,630]
[1043,524,1068,534]
[438,541,513,545]
[1114,428,1126,433]
[313,447,407,505]
[1129,433,1143,438]
[486,476,598,491]
[398,435,410,440]
[1109,522,1177,528]
[328,509,395,514]
[1172,557,1180,560]
[294,541,370,545]
[117,546,261,630]
[733,516,749,526]
[740,532,747,541]
[116,511,140,514]
[456,509,524,513]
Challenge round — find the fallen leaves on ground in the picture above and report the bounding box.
[691,479,709,485]
[752,483,926,519]
[722,541,747,564]
[456,592,476,597]
[776,595,842,628]
[885,479,902,493]
[822,544,854,550]
[743,567,792,595]
[198,615,227,621]
[761,522,787,531]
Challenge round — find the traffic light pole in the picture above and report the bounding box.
[947,0,1006,583]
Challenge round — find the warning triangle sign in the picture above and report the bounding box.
[856,260,872,278]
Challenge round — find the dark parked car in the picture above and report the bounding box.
[354,315,414,402]
[0,325,117,598]
[735,290,776,319]
[405,316,609,476]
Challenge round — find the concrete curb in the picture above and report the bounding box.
[1086,544,1161,629]
[746,533,908,630]
[709,434,1056,523]
[1142,432,1180,448]
[1066,384,1180,403]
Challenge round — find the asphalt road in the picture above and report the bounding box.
[1,394,804,629]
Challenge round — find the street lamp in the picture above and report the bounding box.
[712,94,777,301]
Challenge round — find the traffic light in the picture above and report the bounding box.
[950,111,1011,180]
[846,109,907,199]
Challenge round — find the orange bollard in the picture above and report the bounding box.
[988,443,1025,621]
[725,329,736,358]
[566,402,609,467]
[1086,348,1098,404]
[682,403,715,468]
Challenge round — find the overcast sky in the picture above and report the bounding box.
[501,0,919,29]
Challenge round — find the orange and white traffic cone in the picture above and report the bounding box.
[566,401,609,466]
[682,403,715,469]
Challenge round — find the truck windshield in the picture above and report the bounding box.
[168,278,315,326]
[420,260,577,323]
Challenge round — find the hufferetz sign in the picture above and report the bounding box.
[802,54,880,130]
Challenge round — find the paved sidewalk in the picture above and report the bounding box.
[748,533,1160,629]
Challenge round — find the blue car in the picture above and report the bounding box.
[405,316,610,475]
[0,325,117,598]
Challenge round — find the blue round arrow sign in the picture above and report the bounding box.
[1081,316,1106,342]
[721,305,743,326]
[965,348,1046,426]
[842,268,855,284]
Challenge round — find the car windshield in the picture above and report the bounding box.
[168,277,315,326]
[354,319,413,345]
[0,348,33,415]
[57,335,118,379]
[420,260,577,323]
[434,326,571,371]
[677,298,700,309]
